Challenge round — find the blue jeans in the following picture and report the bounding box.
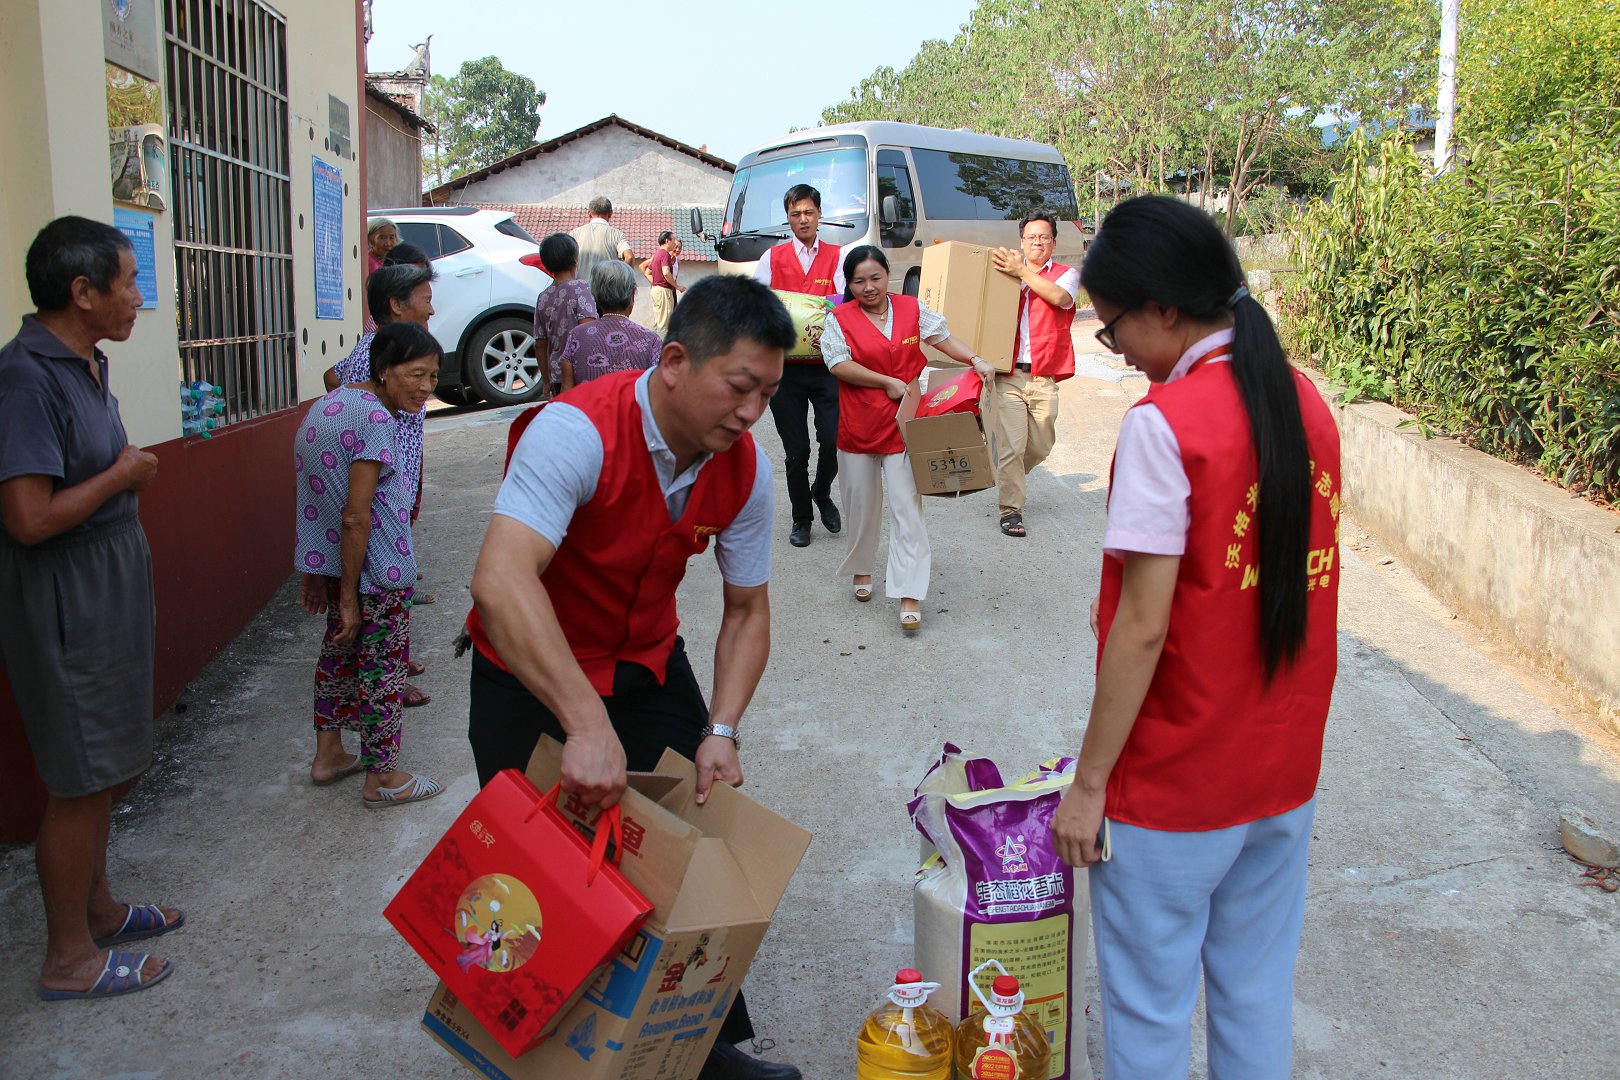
[1089,799,1316,1080]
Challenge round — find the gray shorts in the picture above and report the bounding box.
[0,517,156,798]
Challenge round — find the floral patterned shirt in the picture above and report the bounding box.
[334,332,423,502]
[533,278,598,389]
[560,316,663,384]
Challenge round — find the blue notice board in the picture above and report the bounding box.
[312,158,344,320]
[113,207,159,310]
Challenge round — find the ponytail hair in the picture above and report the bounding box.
[1081,196,1312,677]
[840,244,888,304]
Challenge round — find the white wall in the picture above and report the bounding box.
[452,125,731,207]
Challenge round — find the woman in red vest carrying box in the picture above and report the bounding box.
[1050,196,1341,1080]
[822,245,993,633]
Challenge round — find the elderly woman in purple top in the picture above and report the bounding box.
[559,260,664,391]
[533,232,598,395]
[293,322,445,809]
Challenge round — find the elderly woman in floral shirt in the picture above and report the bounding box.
[559,260,664,391]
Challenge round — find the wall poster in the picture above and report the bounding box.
[312,158,346,320]
[107,63,167,211]
[113,207,159,310]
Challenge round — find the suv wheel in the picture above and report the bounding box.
[433,385,483,407]
[465,317,546,405]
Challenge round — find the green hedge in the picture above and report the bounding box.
[1282,106,1620,501]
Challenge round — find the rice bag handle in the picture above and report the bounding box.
[530,784,626,885]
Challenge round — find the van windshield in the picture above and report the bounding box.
[723,148,869,236]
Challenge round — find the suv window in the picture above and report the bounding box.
[494,217,537,244]
[912,149,1080,221]
[435,224,472,257]
[395,221,441,258]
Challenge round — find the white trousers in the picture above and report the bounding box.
[835,449,930,601]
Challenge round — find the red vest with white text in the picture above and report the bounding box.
[467,372,757,695]
[1096,358,1341,830]
[1020,262,1077,381]
[831,296,926,455]
[769,241,841,297]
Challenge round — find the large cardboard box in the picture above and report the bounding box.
[897,374,994,498]
[421,739,812,1080]
[916,241,1022,373]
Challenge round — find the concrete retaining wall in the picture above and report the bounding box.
[1325,388,1620,724]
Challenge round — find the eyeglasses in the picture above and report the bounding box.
[1094,308,1131,352]
[1021,233,1055,244]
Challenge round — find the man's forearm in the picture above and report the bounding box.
[473,562,610,736]
[1023,269,1074,309]
[1,468,130,546]
[709,591,770,728]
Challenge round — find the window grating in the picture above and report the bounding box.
[164,0,297,426]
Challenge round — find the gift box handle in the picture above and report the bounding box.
[531,784,625,886]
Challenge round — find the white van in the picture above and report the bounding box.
[698,121,1084,295]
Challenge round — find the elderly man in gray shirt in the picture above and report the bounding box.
[570,195,640,285]
[0,216,180,1002]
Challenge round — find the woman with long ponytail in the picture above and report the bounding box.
[1051,196,1341,1078]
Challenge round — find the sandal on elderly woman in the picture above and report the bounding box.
[363,772,444,809]
[93,904,185,948]
[403,683,431,708]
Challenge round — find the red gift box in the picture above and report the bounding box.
[913,369,984,418]
[384,769,653,1057]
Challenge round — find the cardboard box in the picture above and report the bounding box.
[422,739,812,1080]
[916,241,1022,373]
[898,374,994,498]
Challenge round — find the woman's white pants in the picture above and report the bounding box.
[835,449,930,601]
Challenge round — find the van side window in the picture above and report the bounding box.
[911,149,1080,221]
[876,149,917,248]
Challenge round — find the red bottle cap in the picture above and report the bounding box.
[896,968,923,984]
[992,975,1020,997]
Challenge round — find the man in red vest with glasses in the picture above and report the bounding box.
[752,183,844,548]
[465,275,803,1079]
[990,211,1080,538]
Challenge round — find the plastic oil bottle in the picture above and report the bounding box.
[953,961,1051,1080]
[856,968,955,1079]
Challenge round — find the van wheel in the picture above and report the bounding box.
[466,317,546,405]
[903,269,921,297]
[433,385,482,407]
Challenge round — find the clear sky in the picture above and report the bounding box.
[366,0,980,162]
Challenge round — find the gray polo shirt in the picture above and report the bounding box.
[0,316,136,540]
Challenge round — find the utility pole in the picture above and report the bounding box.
[1434,0,1459,174]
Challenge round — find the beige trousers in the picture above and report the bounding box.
[993,371,1060,515]
[650,286,676,338]
[836,449,931,601]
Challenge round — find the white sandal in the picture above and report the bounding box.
[900,604,922,633]
[853,577,874,602]
[363,772,444,809]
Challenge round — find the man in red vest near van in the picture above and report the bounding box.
[752,183,843,548]
[466,275,802,1080]
[990,211,1080,538]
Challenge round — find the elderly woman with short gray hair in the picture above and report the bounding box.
[558,260,664,391]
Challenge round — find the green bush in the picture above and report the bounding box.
[1283,107,1620,500]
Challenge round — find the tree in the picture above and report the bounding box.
[421,56,544,188]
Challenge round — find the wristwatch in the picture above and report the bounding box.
[700,723,741,748]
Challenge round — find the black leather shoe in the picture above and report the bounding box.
[788,521,812,547]
[698,1041,803,1080]
[816,497,842,534]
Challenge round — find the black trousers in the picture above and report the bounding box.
[767,361,839,524]
[467,638,755,1045]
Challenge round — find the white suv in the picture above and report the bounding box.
[376,206,550,406]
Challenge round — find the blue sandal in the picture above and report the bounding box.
[37,949,173,1001]
[93,903,185,948]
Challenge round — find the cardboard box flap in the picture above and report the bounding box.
[664,836,770,931]
[652,748,813,916]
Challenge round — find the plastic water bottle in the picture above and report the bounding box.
[855,968,954,1079]
[953,962,1051,1080]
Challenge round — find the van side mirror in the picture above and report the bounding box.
[880,195,899,226]
[690,207,704,235]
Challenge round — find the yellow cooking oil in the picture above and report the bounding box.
[953,973,1051,1080]
[856,968,955,1079]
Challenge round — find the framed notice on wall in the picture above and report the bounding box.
[312,158,345,320]
[113,207,159,310]
[103,0,162,82]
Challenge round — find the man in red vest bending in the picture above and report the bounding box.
[752,183,843,548]
[466,276,801,1079]
[990,211,1080,538]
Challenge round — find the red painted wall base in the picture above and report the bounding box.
[0,407,303,842]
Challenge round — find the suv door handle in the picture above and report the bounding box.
[455,267,485,278]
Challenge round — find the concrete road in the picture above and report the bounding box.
[3,337,1618,1079]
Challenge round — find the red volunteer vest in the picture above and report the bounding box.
[1018,262,1077,381]
[1097,355,1341,830]
[769,241,842,297]
[466,372,758,695]
[831,296,926,455]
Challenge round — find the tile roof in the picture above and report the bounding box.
[468,204,726,262]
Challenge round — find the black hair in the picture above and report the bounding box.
[369,321,442,381]
[657,230,675,246]
[367,264,433,325]
[840,244,889,303]
[1019,212,1059,238]
[1081,195,1311,678]
[25,216,133,311]
[782,184,822,213]
[540,232,578,274]
[384,242,433,270]
[667,275,795,364]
